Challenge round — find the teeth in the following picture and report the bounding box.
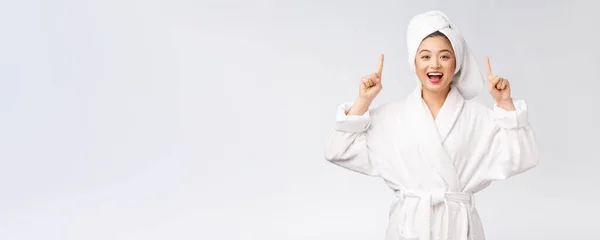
[428,73,443,76]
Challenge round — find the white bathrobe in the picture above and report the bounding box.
[324,86,539,240]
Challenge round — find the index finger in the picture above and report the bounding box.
[377,53,384,76]
[485,56,493,77]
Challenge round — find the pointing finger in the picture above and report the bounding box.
[485,56,493,77]
[377,53,384,76]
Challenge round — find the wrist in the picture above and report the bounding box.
[496,98,515,111]
[346,97,372,116]
[356,97,373,106]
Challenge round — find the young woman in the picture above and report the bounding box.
[324,10,539,240]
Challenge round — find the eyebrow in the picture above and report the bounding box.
[418,49,453,54]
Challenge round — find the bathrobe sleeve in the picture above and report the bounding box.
[479,100,540,180]
[324,102,379,176]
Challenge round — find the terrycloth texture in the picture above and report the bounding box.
[406,10,484,100]
[325,86,540,240]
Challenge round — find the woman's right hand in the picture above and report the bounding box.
[359,54,384,102]
[346,54,384,116]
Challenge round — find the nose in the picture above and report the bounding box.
[431,59,441,69]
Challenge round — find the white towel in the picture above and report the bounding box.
[406,10,484,100]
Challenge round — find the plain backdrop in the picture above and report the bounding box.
[1,0,599,239]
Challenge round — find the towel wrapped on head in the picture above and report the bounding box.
[406,10,484,100]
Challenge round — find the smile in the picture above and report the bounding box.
[427,72,443,84]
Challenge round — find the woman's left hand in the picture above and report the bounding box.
[486,56,515,110]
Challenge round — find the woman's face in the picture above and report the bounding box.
[415,36,456,95]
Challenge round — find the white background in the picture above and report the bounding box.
[1,0,598,239]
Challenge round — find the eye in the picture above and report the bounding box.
[441,55,450,59]
[421,55,430,59]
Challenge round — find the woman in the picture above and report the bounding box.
[324,10,539,240]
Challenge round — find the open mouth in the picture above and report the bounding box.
[427,72,443,83]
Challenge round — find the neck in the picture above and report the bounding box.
[421,86,450,119]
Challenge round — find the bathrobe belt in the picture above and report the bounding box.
[395,189,475,240]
